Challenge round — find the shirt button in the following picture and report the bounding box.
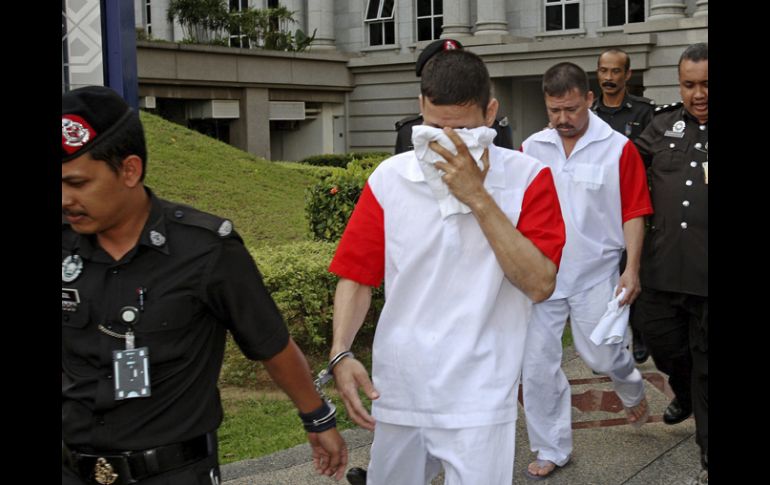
[690,161,697,167]
[694,143,702,149]
[63,315,70,322]
[174,210,184,219]
[699,125,706,130]
[685,180,693,186]
[681,222,688,229]
[106,374,113,380]
[111,268,119,275]
[669,143,676,148]
[683,200,690,207]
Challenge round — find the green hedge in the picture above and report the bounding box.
[297,152,392,169]
[220,241,384,387]
[305,155,389,242]
[297,153,350,168]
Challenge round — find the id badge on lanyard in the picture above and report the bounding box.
[103,306,152,400]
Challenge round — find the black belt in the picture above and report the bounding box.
[63,433,213,485]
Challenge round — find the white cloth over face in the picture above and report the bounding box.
[411,125,497,218]
[589,286,629,345]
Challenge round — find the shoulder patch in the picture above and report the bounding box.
[166,204,240,240]
[395,114,422,131]
[654,101,682,115]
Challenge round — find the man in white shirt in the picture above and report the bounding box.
[326,49,566,484]
[520,62,653,479]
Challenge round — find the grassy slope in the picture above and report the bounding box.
[141,111,315,249]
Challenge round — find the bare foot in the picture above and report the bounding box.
[527,459,556,477]
[625,397,650,428]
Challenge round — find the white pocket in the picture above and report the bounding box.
[572,163,604,190]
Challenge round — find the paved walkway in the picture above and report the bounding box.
[221,346,702,484]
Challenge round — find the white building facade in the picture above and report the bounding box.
[122,0,707,159]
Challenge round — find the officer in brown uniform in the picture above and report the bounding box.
[592,47,656,364]
[633,43,708,485]
[62,86,348,484]
[393,38,514,154]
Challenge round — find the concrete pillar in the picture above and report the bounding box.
[231,88,271,159]
[441,0,472,37]
[475,0,508,35]
[647,0,687,20]
[693,0,708,18]
[307,0,336,50]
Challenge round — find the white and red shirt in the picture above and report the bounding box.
[522,110,653,300]
[329,146,565,428]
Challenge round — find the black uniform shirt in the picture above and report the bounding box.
[635,103,708,297]
[592,92,655,141]
[393,114,514,154]
[62,189,289,451]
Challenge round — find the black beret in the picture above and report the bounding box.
[62,85,134,162]
[415,38,464,77]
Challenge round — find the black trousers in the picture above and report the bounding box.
[62,443,221,485]
[633,288,708,463]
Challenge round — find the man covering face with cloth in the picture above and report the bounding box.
[324,48,566,485]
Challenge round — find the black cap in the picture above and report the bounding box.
[62,86,134,162]
[415,38,464,77]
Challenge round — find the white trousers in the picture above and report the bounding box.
[367,421,516,485]
[522,275,644,466]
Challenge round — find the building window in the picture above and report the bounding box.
[607,0,645,26]
[229,0,250,48]
[545,0,580,31]
[366,0,396,46]
[417,0,443,41]
[145,1,152,36]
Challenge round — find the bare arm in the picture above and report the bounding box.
[262,338,348,480]
[618,216,645,305]
[329,278,379,430]
[431,128,557,302]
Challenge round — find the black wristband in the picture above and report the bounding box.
[298,399,337,433]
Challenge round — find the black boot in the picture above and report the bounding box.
[663,397,692,425]
[346,467,367,485]
[632,327,649,364]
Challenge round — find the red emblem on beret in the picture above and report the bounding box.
[62,115,97,155]
[443,40,459,51]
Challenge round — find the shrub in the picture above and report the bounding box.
[305,154,390,242]
[274,162,344,181]
[220,241,383,387]
[298,153,350,168]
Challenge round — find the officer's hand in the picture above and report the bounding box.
[332,357,378,431]
[430,127,490,207]
[308,428,348,480]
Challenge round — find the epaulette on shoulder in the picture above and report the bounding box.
[165,203,239,239]
[628,93,655,106]
[653,101,682,115]
[395,114,423,130]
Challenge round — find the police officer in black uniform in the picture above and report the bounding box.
[62,86,348,484]
[592,47,656,365]
[633,43,708,485]
[592,48,656,141]
[393,38,514,154]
